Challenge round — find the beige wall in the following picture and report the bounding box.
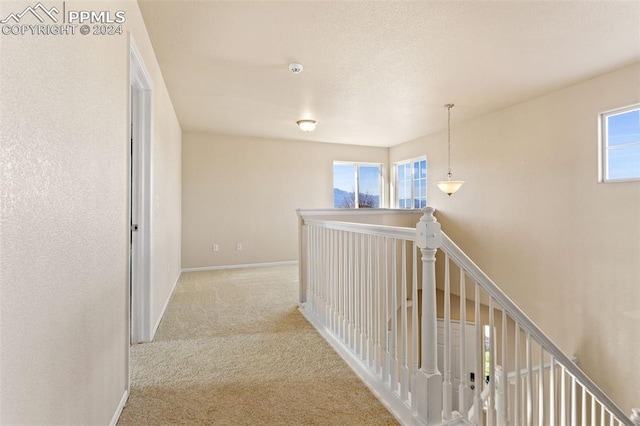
[390,63,640,413]
[141,22,183,333]
[0,1,181,424]
[182,132,388,268]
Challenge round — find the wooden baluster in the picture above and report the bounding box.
[323,228,328,321]
[581,386,586,426]
[499,308,508,426]
[313,228,322,315]
[539,346,545,426]
[336,230,341,338]
[311,226,316,314]
[368,235,373,367]
[390,239,398,392]
[443,253,452,420]
[571,376,577,426]
[307,226,313,312]
[328,229,332,325]
[348,231,354,350]
[560,366,567,426]
[515,322,521,426]
[375,236,381,374]
[311,227,316,314]
[320,228,326,323]
[333,230,342,340]
[382,237,390,385]
[317,227,323,319]
[335,230,339,334]
[526,333,533,426]
[360,232,366,359]
[488,297,496,426]
[321,228,325,319]
[459,269,468,417]
[314,226,319,310]
[401,242,409,400]
[550,356,556,426]
[366,234,373,366]
[354,233,360,355]
[360,233,366,360]
[361,234,367,363]
[412,242,419,412]
[339,232,348,344]
[330,229,335,332]
[474,282,483,426]
[343,231,349,341]
[591,390,596,426]
[339,231,344,343]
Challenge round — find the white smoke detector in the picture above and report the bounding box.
[289,63,303,74]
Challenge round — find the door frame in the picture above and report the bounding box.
[129,36,153,345]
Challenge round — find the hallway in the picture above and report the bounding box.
[118,265,398,425]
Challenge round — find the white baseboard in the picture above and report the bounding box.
[151,271,181,340]
[109,389,129,426]
[181,260,298,273]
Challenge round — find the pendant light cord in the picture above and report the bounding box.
[445,103,454,178]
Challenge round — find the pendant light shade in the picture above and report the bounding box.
[436,103,465,196]
[435,174,465,196]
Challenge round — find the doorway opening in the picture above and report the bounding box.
[130,37,152,345]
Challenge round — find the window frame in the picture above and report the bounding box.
[332,161,384,209]
[392,155,427,209]
[599,104,640,183]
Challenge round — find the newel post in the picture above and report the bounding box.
[631,408,640,425]
[414,207,443,424]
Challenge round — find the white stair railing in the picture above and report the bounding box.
[438,226,634,426]
[297,207,636,426]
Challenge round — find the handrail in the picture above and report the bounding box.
[440,232,633,426]
[297,208,421,217]
[303,218,417,241]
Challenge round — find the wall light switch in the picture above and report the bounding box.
[212,244,219,252]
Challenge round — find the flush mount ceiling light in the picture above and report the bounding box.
[435,103,465,196]
[297,119,317,132]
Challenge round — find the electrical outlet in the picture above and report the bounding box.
[236,243,242,251]
[212,244,219,252]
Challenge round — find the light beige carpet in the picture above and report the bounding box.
[118,264,399,425]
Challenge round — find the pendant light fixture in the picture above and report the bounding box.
[435,103,465,196]
[296,119,317,132]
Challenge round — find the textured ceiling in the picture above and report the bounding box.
[138,1,640,147]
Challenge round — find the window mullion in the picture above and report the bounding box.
[409,162,414,208]
[354,164,360,209]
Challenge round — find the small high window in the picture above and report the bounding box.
[394,156,427,209]
[600,105,640,182]
[333,162,382,208]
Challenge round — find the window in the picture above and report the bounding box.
[394,156,427,209]
[333,162,382,208]
[600,105,640,182]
